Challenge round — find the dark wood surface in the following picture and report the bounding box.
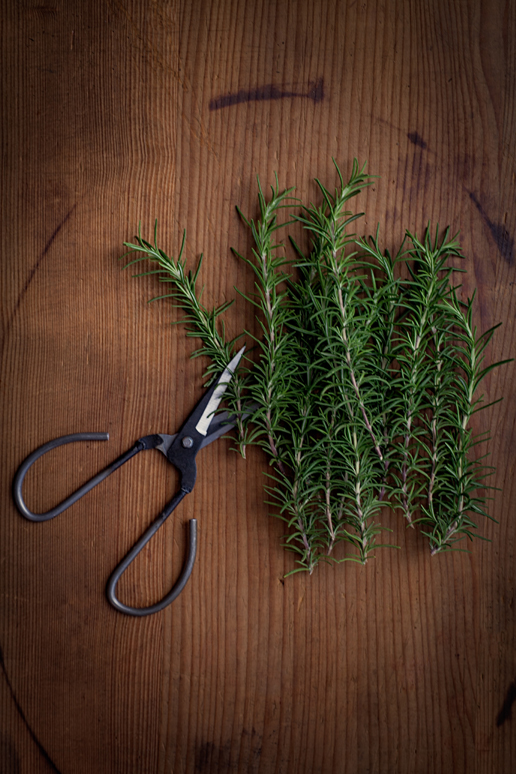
[2,1,516,772]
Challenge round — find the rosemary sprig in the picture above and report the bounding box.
[418,290,510,552]
[120,222,248,447]
[233,177,324,572]
[121,223,235,372]
[232,175,297,470]
[389,227,464,524]
[288,160,392,562]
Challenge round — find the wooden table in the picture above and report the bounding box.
[2,1,515,771]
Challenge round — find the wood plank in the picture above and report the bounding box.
[1,1,515,772]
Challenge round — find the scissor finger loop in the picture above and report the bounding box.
[107,504,198,617]
[13,432,152,522]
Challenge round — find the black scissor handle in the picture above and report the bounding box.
[106,496,197,616]
[13,432,134,521]
[13,432,197,615]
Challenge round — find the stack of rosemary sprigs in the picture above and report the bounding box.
[123,160,507,574]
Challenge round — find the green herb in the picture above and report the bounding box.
[120,223,248,446]
[122,161,508,570]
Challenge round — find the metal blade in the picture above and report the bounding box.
[195,346,246,436]
[154,433,177,456]
[152,401,256,459]
[199,401,259,448]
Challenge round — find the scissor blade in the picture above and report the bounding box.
[199,401,259,448]
[154,401,256,457]
[194,346,246,436]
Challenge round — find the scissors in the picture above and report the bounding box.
[13,347,246,617]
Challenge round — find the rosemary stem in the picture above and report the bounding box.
[336,286,385,470]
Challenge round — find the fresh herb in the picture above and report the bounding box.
[122,160,508,571]
[120,223,248,445]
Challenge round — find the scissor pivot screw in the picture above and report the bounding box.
[181,436,194,449]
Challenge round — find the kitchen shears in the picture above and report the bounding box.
[13,347,246,617]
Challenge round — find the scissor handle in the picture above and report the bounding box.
[13,432,198,615]
[106,496,197,616]
[13,432,139,521]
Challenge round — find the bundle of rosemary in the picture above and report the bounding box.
[122,160,507,574]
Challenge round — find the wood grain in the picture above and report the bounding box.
[1,1,516,772]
